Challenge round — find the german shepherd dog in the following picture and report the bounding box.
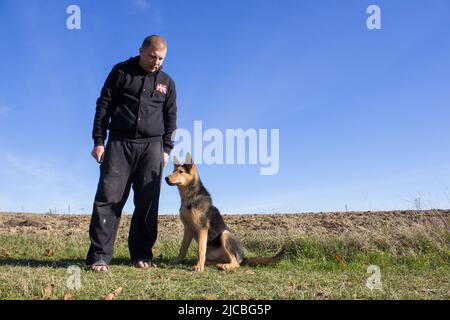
[165,153,285,272]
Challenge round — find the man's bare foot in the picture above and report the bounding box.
[90,265,108,272]
[134,261,151,269]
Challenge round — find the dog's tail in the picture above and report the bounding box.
[241,247,287,266]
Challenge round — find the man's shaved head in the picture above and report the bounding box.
[139,35,168,73]
[141,35,167,50]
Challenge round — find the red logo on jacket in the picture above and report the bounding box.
[155,83,167,94]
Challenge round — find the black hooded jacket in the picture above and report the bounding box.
[92,56,177,154]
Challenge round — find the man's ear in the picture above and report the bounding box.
[173,155,182,165]
[185,152,194,165]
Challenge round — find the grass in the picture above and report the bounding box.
[0,210,448,300]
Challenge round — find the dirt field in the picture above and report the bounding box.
[1,209,448,239]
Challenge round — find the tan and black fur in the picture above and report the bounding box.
[165,153,285,272]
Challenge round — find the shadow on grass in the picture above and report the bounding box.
[0,256,181,269]
[0,258,86,268]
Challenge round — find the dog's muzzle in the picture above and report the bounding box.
[165,176,173,185]
[165,176,182,186]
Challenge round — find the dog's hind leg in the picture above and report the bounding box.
[215,231,241,271]
[205,245,222,264]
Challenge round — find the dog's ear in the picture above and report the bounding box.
[184,152,198,177]
[185,152,194,165]
[173,155,182,166]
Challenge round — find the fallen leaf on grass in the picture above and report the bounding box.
[1,248,11,258]
[155,273,165,281]
[288,283,299,292]
[63,292,73,300]
[42,284,54,299]
[113,287,123,295]
[206,294,219,300]
[103,287,123,300]
[316,291,329,298]
[104,293,115,300]
[244,270,256,275]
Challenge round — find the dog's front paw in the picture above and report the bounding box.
[193,263,204,272]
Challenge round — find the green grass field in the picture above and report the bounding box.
[0,210,448,300]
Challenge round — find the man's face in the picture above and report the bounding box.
[139,45,167,73]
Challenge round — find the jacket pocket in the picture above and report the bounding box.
[141,103,164,136]
[108,104,136,132]
[151,92,166,104]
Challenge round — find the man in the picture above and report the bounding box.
[86,35,177,272]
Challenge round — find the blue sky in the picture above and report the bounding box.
[0,0,449,214]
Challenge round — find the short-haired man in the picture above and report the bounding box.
[87,35,177,272]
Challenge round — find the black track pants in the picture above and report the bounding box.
[86,139,163,266]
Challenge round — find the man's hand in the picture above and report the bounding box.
[91,146,105,163]
[163,152,169,167]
